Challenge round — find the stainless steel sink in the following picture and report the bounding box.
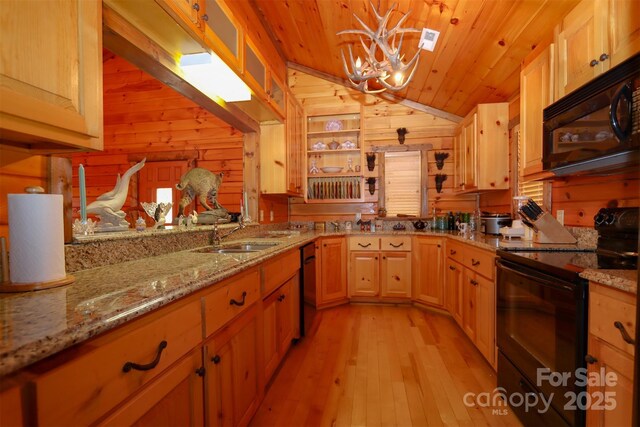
[193,242,279,254]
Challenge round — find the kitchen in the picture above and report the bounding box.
[0,0,638,426]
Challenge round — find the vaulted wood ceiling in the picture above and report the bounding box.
[246,0,580,118]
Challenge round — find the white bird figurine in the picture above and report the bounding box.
[87,158,146,230]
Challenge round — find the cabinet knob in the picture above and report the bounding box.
[590,59,599,67]
[449,265,456,271]
[192,2,200,11]
[599,53,609,62]
[585,354,598,364]
[382,256,386,260]
[450,249,456,255]
[202,14,208,21]
[212,355,221,364]
[470,279,478,286]
[195,366,206,377]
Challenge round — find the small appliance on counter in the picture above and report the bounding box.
[480,213,512,235]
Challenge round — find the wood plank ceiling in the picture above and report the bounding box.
[246,0,580,118]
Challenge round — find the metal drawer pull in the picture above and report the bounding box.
[389,242,404,248]
[614,321,636,344]
[230,291,247,306]
[450,249,456,255]
[123,340,168,373]
[278,294,286,302]
[585,354,598,364]
[358,243,371,248]
[471,259,480,266]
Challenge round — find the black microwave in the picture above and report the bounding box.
[542,53,639,176]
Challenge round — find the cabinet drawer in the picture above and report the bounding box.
[463,247,495,280]
[204,269,260,336]
[446,240,464,263]
[33,299,202,426]
[262,249,300,296]
[380,236,411,251]
[349,236,380,251]
[589,284,636,356]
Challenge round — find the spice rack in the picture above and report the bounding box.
[306,111,364,203]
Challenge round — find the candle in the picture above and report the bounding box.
[243,191,249,219]
[79,164,87,222]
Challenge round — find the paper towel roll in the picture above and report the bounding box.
[8,194,66,284]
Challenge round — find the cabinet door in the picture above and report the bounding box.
[276,279,294,356]
[262,292,279,382]
[462,269,477,341]
[319,237,347,304]
[0,0,103,151]
[268,72,286,119]
[412,237,443,307]
[348,251,379,297]
[453,128,464,192]
[286,95,304,196]
[244,36,267,96]
[586,338,634,427]
[203,0,243,73]
[462,114,477,191]
[205,306,260,427]
[97,350,204,426]
[0,383,23,427]
[260,123,287,194]
[380,252,411,299]
[556,0,606,98]
[168,0,201,26]
[446,259,464,326]
[520,44,554,178]
[607,0,640,67]
[474,273,495,365]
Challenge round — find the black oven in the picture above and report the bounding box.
[497,252,588,427]
[543,53,639,176]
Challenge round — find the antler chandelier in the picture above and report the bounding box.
[338,2,421,94]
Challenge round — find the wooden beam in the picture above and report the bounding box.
[102,5,259,133]
[287,62,463,123]
[49,157,73,243]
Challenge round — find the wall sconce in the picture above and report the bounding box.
[435,174,447,193]
[434,152,449,170]
[366,177,377,195]
[397,128,408,144]
[366,152,376,171]
[180,52,251,102]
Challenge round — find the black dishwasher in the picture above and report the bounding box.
[299,242,316,337]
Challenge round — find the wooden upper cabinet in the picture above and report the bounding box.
[557,0,640,98]
[166,0,202,27]
[0,0,103,152]
[286,95,304,196]
[244,37,268,97]
[520,43,554,178]
[453,103,509,193]
[202,0,244,74]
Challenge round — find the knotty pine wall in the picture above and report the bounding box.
[71,54,244,224]
[288,69,475,221]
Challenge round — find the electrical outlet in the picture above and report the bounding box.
[270,210,274,221]
[556,210,565,226]
[259,210,264,222]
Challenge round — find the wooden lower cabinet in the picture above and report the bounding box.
[586,283,636,426]
[462,269,477,342]
[380,251,411,298]
[473,272,495,364]
[412,237,444,307]
[0,382,24,427]
[317,237,347,306]
[205,305,260,427]
[445,258,464,326]
[97,349,204,426]
[262,277,295,382]
[349,251,379,297]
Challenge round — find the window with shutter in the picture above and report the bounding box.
[515,125,547,209]
[384,151,421,216]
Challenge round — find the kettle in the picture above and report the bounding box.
[412,219,426,230]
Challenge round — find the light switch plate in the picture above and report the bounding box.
[556,210,564,226]
[270,210,274,221]
[259,210,264,222]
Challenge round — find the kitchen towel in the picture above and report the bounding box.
[8,193,66,284]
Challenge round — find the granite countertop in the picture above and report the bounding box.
[579,269,638,294]
[0,228,634,377]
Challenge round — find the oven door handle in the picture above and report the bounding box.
[496,259,574,292]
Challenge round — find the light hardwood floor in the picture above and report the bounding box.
[250,304,523,427]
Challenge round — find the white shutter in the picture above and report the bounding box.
[384,151,421,216]
[515,125,545,207]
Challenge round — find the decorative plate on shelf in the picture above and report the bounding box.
[325,119,343,131]
[311,141,327,150]
[321,166,343,173]
[340,140,356,149]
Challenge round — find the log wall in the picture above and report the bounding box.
[288,69,474,221]
[70,54,244,225]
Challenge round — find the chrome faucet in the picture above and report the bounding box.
[211,216,246,247]
[329,221,340,231]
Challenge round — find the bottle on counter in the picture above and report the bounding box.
[448,211,455,230]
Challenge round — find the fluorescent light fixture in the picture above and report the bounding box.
[179,52,251,102]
